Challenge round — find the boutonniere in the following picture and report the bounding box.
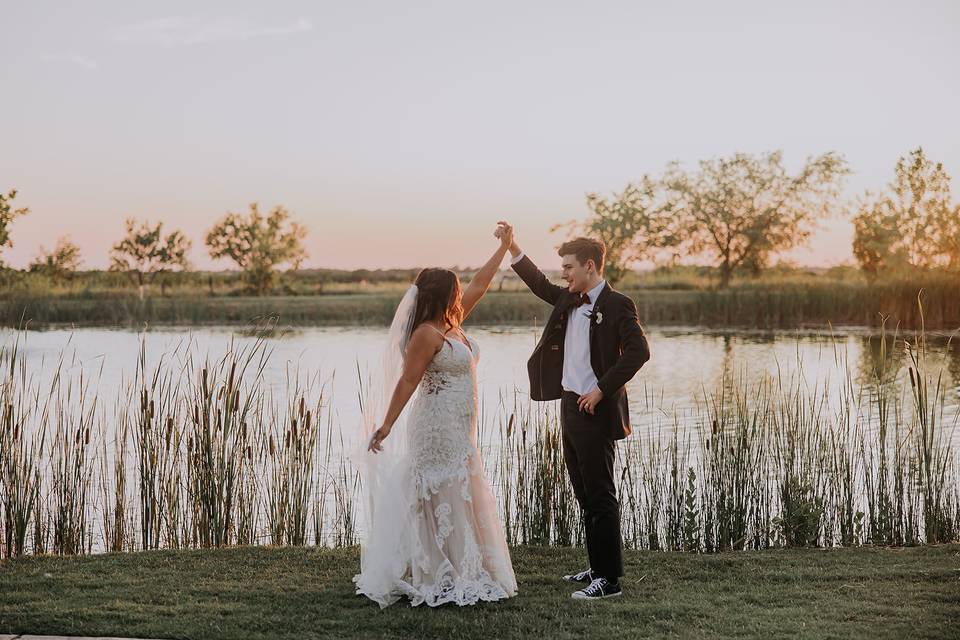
[586,309,603,325]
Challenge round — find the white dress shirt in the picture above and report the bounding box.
[511,252,605,396]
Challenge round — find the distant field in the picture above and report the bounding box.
[1,267,958,329]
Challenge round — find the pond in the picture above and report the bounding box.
[6,323,960,444]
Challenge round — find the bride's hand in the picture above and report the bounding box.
[494,221,513,249]
[368,426,390,453]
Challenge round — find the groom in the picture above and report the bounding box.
[501,224,650,600]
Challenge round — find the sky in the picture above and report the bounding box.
[2,1,958,271]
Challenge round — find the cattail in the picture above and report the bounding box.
[269,435,275,457]
[299,396,305,418]
[84,427,90,445]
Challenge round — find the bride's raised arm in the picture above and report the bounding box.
[460,222,512,321]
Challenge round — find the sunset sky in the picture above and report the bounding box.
[2,1,958,271]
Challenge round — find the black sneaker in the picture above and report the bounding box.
[562,568,593,584]
[572,577,622,600]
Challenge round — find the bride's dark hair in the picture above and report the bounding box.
[410,268,463,337]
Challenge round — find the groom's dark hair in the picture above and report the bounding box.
[558,237,606,273]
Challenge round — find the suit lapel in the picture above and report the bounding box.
[537,290,577,349]
[553,290,580,329]
[588,283,612,344]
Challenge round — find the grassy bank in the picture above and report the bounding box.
[1,544,957,639]
[2,276,960,329]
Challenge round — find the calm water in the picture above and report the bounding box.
[5,324,960,443]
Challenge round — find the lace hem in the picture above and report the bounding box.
[353,572,515,608]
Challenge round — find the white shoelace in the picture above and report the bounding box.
[581,577,607,596]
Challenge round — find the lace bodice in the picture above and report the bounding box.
[407,334,480,498]
[418,335,479,396]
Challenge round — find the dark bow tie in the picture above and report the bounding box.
[573,292,592,307]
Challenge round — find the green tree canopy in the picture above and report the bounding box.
[0,189,30,267]
[109,219,192,299]
[662,151,849,287]
[29,236,82,283]
[852,148,960,277]
[205,203,308,294]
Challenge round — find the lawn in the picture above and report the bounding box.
[1,544,957,639]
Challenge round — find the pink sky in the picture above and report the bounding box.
[2,1,957,271]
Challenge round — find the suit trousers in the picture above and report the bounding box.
[560,391,624,580]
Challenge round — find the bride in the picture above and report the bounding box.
[352,222,518,608]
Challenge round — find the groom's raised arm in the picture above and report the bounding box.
[510,251,566,306]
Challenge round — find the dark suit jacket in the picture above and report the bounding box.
[512,255,650,440]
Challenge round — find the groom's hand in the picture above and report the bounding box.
[494,221,514,249]
[496,220,522,257]
[578,388,603,415]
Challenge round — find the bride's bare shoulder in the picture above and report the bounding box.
[408,323,445,351]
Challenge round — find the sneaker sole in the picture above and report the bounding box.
[571,591,623,600]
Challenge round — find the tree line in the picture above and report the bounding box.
[560,146,959,286]
[0,201,306,297]
[1,146,958,296]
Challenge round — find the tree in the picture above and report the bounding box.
[109,219,192,299]
[205,203,307,294]
[934,202,960,271]
[29,237,83,283]
[0,189,30,267]
[553,176,682,285]
[852,148,959,275]
[851,195,907,280]
[662,151,849,287]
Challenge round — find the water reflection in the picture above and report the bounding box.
[2,324,959,444]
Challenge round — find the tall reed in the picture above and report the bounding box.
[0,336,48,557]
[1,309,957,558]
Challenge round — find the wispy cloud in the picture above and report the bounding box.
[43,53,98,70]
[112,17,313,46]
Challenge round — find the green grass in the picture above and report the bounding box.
[1,545,957,640]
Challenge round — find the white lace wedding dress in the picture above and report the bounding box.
[353,329,518,608]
